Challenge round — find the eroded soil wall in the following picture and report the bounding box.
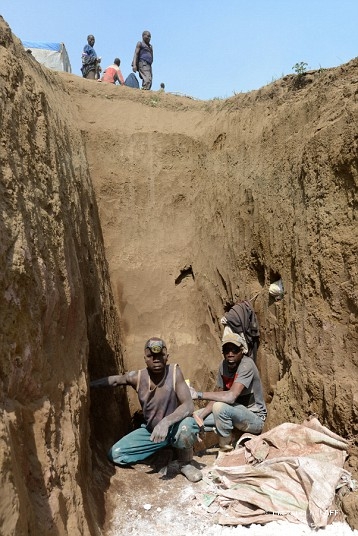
[78,63,358,440]
[76,58,358,525]
[0,20,128,536]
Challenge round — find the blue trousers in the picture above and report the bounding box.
[108,417,200,465]
[201,402,265,437]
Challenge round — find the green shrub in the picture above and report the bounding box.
[292,62,308,75]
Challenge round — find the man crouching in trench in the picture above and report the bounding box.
[90,337,202,482]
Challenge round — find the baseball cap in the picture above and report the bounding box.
[221,332,248,354]
[144,338,167,354]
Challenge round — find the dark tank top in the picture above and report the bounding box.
[139,42,153,64]
[136,364,178,431]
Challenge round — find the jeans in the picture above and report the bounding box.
[201,402,265,437]
[108,416,200,465]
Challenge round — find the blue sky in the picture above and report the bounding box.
[2,1,358,100]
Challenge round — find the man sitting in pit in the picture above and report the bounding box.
[90,337,202,482]
[190,332,267,450]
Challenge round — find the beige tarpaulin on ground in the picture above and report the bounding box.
[202,417,355,528]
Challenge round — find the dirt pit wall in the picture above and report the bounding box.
[76,60,358,440]
[74,56,358,527]
[0,19,127,536]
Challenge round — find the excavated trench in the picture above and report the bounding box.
[0,18,357,535]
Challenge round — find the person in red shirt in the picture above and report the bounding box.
[101,58,125,85]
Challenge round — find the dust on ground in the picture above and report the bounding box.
[104,450,357,536]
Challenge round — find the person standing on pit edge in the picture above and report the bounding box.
[81,34,101,80]
[132,30,153,90]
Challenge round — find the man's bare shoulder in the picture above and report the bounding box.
[125,370,139,385]
[174,364,187,386]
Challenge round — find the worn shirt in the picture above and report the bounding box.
[102,64,125,85]
[217,357,267,418]
[136,364,178,431]
[81,44,98,77]
[138,41,153,64]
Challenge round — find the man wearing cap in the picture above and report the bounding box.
[90,337,202,482]
[190,332,267,451]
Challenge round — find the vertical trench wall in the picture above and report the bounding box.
[0,21,127,536]
[82,65,358,445]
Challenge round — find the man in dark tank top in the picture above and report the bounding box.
[132,30,153,89]
[90,337,202,482]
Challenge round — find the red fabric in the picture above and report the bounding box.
[221,373,238,390]
[102,65,125,85]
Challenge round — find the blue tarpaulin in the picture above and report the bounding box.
[22,41,62,52]
[21,41,72,73]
